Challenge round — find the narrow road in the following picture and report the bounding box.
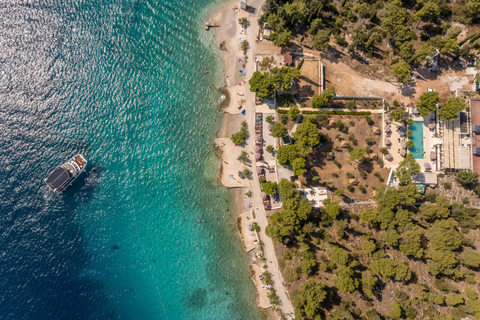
[238,1,296,318]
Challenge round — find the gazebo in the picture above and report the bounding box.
[412,107,419,114]
[255,153,261,161]
[401,141,406,149]
[430,151,437,160]
[428,123,435,130]
[385,138,391,145]
[254,145,261,152]
[256,166,263,174]
[424,162,431,170]
[386,153,393,161]
[399,149,406,157]
[384,125,391,133]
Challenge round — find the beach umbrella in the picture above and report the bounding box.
[247,224,253,231]
[229,174,233,179]
[386,153,393,161]
[400,149,406,157]
[256,166,263,174]
[260,192,267,199]
[255,153,261,161]
[430,151,437,160]
[428,123,435,130]
[254,145,261,152]
[384,125,391,133]
[385,138,391,145]
[424,162,431,170]
[401,141,406,148]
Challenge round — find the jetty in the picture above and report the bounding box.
[205,23,219,30]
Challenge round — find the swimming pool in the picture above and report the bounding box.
[409,121,424,159]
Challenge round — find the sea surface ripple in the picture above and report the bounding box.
[0,0,261,319]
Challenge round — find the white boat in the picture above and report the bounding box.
[45,154,87,194]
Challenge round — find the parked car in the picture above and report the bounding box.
[426,88,436,93]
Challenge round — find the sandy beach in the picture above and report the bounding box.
[206,0,295,318]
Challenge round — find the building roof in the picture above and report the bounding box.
[300,187,328,208]
[45,167,71,190]
[281,135,293,145]
[284,53,292,64]
[240,1,247,9]
[412,172,438,185]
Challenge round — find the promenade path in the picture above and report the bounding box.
[235,1,295,318]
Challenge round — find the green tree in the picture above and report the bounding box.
[262,182,278,195]
[456,169,479,186]
[350,147,366,163]
[293,280,327,319]
[249,71,274,99]
[313,30,331,50]
[242,168,251,179]
[277,145,299,166]
[417,91,440,117]
[382,228,400,246]
[361,270,378,298]
[328,247,350,265]
[271,122,287,137]
[231,121,247,144]
[446,292,464,306]
[399,41,414,61]
[288,105,300,120]
[428,219,462,251]
[381,0,409,35]
[270,30,292,47]
[266,145,274,153]
[293,117,320,156]
[241,40,248,52]
[428,292,445,305]
[291,157,307,176]
[390,108,405,121]
[414,1,440,23]
[406,140,414,149]
[399,224,424,258]
[395,154,420,185]
[389,302,404,318]
[238,17,248,27]
[460,247,480,268]
[392,62,411,83]
[334,189,344,197]
[426,249,458,276]
[362,240,377,257]
[333,266,359,293]
[419,196,450,221]
[438,97,467,121]
[326,201,341,218]
[308,18,324,35]
[312,87,335,108]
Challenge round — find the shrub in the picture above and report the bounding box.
[347,173,354,179]
[360,171,367,179]
[312,176,321,181]
[347,185,354,192]
[284,252,292,260]
[380,147,389,155]
[374,172,383,181]
[377,159,384,167]
[365,138,376,145]
[466,288,478,300]
[266,115,274,123]
[443,182,452,190]
[333,159,341,168]
[266,145,274,153]
[364,115,373,124]
[281,114,288,124]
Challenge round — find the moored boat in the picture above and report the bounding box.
[45,154,87,193]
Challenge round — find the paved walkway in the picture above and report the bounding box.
[278,107,385,113]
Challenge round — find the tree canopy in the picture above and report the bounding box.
[312,87,335,108]
[272,122,287,137]
[392,62,411,83]
[293,280,328,319]
[417,91,440,117]
[395,153,420,185]
[293,117,320,156]
[438,97,466,121]
[350,147,366,163]
[277,144,299,166]
[292,157,307,175]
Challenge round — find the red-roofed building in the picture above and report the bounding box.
[284,53,292,66]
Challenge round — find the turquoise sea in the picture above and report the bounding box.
[0,0,261,319]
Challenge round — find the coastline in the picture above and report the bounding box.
[205,0,295,318]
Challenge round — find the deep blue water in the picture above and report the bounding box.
[0,0,260,319]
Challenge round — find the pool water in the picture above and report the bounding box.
[410,121,424,159]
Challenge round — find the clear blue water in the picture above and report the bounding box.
[410,121,424,159]
[0,0,261,319]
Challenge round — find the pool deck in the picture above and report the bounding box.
[386,112,441,173]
